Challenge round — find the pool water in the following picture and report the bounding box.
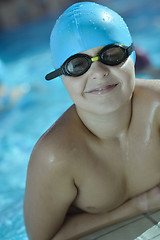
[0,1,160,239]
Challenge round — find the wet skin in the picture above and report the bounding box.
[23,46,160,240]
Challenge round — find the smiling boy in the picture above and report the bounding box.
[23,2,160,240]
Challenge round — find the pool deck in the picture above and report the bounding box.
[80,210,160,240]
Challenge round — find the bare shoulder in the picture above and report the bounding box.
[134,78,160,123]
[135,78,160,94]
[25,105,78,198]
[23,105,78,240]
[30,104,78,164]
[135,78,160,102]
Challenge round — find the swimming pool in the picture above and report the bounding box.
[0,0,160,239]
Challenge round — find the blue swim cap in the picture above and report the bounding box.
[50,2,136,69]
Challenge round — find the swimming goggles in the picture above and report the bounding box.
[45,43,134,80]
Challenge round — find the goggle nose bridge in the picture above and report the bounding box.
[91,56,99,62]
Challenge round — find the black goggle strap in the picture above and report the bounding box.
[127,43,134,56]
[45,68,63,80]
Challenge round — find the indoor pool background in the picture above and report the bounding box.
[0,0,160,239]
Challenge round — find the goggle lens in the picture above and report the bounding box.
[66,57,90,76]
[101,46,125,65]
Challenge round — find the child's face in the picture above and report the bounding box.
[62,46,135,115]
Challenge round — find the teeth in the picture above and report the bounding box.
[97,87,106,91]
[87,84,118,93]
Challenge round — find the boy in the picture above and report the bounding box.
[24,2,160,240]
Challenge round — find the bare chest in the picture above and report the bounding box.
[73,128,160,214]
[73,152,127,214]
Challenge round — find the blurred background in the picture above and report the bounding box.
[0,0,160,239]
